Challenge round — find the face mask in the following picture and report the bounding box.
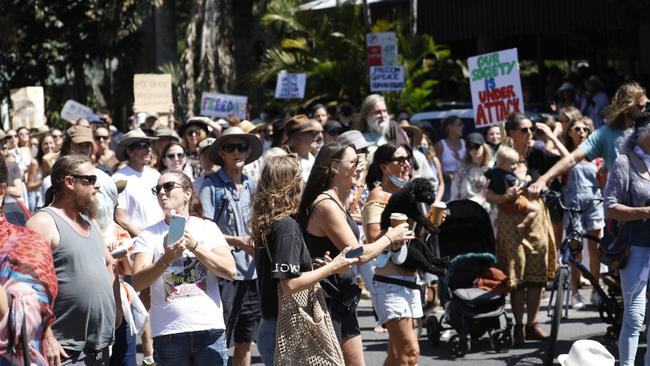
[418,146,429,156]
[389,174,408,187]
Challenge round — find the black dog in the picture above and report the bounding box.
[379,178,449,275]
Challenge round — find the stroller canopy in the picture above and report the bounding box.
[437,199,495,259]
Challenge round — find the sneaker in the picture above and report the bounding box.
[142,356,156,366]
[571,293,586,310]
[590,291,602,306]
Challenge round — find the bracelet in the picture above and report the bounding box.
[188,241,199,252]
[159,256,171,267]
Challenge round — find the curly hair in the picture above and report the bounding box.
[250,155,303,248]
[604,81,646,130]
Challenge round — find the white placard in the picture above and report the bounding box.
[370,66,404,92]
[200,92,248,119]
[467,48,524,127]
[275,73,306,99]
[133,74,172,113]
[60,100,94,122]
[366,32,398,66]
[10,86,45,129]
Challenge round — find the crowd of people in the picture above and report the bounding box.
[1,74,650,366]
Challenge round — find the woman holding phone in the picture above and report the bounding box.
[132,171,236,366]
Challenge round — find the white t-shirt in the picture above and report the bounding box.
[133,216,229,336]
[112,165,163,231]
[299,153,315,183]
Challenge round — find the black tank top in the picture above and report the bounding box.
[304,192,360,297]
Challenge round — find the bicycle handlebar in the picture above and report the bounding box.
[540,188,603,214]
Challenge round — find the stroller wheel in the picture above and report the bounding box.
[450,335,470,357]
[426,316,441,347]
[489,330,513,352]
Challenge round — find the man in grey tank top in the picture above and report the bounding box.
[27,155,116,366]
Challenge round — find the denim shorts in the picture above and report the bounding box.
[563,196,604,233]
[153,329,228,366]
[371,275,423,325]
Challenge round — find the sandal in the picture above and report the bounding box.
[525,322,549,340]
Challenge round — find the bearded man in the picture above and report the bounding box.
[27,155,117,366]
[354,94,391,147]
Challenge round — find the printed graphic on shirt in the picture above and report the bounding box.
[162,256,208,301]
[272,262,300,274]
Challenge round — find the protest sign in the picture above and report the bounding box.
[61,100,94,122]
[133,74,172,113]
[200,92,247,119]
[10,86,45,129]
[467,48,524,127]
[275,73,306,99]
[370,66,404,92]
[366,32,397,66]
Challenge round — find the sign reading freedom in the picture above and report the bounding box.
[467,48,524,127]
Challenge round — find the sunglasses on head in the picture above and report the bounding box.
[389,156,411,164]
[70,174,97,185]
[129,141,151,150]
[572,126,589,133]
[151,181,183,195]
[222,143,250,153]
[165,152,186,160]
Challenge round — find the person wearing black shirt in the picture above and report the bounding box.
[251,155,357,366]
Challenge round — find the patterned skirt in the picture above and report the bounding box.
[495,200,556,289]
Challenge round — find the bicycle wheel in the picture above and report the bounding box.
[546,268,569,366]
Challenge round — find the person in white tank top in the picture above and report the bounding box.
[435,116,466,200]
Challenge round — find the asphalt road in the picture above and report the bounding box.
[242,287,631,366]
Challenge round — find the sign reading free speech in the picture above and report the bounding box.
[467,48,524,127]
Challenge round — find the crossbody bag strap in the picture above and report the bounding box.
[207,173,229,223]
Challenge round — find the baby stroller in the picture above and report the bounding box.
[425,199,513,356]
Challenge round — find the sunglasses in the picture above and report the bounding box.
[468,143,482,150]
[222,143,250,153]
[70,174,97,185]
[129,141,151,150]
[95,135,109,141]
[572,126,590,133]
[165,152,186,160]
[389,156,411,164]
[52,134,63,139]
[518,127,536,134]
[151,181,183,195]
[18,132,29,137]
[186,129,200,136]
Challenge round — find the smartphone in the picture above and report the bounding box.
[110,247,128,259]
[166,215,187,247]
[345,246,364,259]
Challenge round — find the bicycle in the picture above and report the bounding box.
[542,189,622,366]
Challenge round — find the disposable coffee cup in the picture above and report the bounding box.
[390,213,408,227]
[430,201,447,226]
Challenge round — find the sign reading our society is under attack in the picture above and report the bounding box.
[468,48,524,127]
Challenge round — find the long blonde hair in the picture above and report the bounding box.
[250,155,303,248]
[604,81,646,130]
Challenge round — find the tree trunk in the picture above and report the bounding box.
[181,0,205,117]
[215,0,235,93]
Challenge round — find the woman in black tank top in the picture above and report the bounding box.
[297,142,413,365]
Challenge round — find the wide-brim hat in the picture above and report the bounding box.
[399,123,424,146]
[238,120,267,134]
[208,127,263,166]
[179,117,211,137]
[285,114,317,137]
[154,126,181,142]
[116,128,158,161]
[557,339,614,366]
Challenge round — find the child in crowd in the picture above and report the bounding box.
[485,146,539,235]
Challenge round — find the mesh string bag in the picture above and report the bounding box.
[273,282,344,366]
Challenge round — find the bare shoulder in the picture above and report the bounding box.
[367,187,389,203]
[26,210,59,249]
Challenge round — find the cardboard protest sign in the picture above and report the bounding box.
[133,74,172,113]
[200,92,247,120]
[467,48,524,127]
[366,32,397,66]
[61,100,94,122]
[10,86,45,129]
[275,73,306,99]
[370,66,404,92]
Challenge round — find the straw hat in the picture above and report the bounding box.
[238,120,267,134]
[208,127,263,166]
[116,128,158,161]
